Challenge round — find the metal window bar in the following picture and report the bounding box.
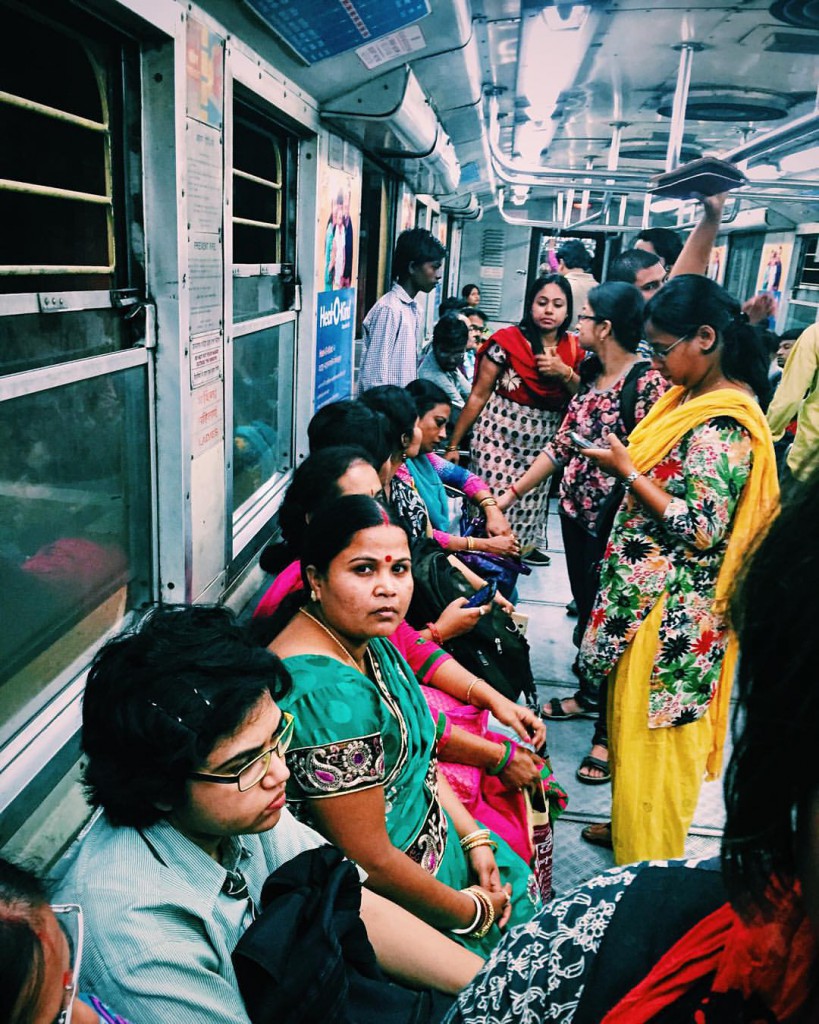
[232,216,282,230]
[232,167,282,191]
[0,52,115,279]
[232,126,283,263]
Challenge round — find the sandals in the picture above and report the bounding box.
[542,697,597,721]
[581,822,613,849]
[576,754,611,785]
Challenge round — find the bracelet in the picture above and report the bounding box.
[466,536,475,551]
[461,837,498,853]
[444,444,459,452]
[479,497,498,509]
[465,677,480,704]
[426,621,443,646]
[467,886,496,939]
[564,365,574,384]
[450,891,483,935]
[486,740,514,776]
[623,470,642,490]
[509,482,522,500]
[459,829,491,849]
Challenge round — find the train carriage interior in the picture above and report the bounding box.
[0,0,818,1010]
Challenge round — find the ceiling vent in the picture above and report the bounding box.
[768,0,819,30]
[762,30,819,53]
[657,87,791,122]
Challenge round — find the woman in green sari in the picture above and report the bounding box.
[268,495,539,955]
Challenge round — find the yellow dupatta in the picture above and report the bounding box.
[625,385,780,778]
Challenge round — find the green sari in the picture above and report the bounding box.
[281,636,539,955]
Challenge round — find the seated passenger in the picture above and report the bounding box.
[446,463,819,1024]
[0,857,131,1024]
[55,606,482,1023]
[267,496,541,954]
[252,446,545,862]
[417,315,472,415]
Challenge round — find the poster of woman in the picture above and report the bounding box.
[706,243,727,285]
[754,241,793,328]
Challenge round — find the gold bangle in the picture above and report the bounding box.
[467,886,496,939]
[466,536,475,551]
[444,444,459,452]
[459,829,491,849]
[465,677,480,704]
[564,365,574,384]
[479,497,498,508]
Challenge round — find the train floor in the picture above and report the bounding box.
[522,502,727,896]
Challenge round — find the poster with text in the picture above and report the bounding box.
[755,241,793,328]
[706,244,727,285]
[314,288,355,409]
[317,147,362,295]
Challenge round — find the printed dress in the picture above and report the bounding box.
[579,416,753,727]
[280,636,539,955]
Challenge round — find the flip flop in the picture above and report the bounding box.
[576,754,611,785]
[542,697,597,721]
[581,822,613,848]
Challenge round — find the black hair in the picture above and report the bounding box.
[461,283,480,300]
[432,314,468,350]
[439,296,468,318]
[634,227,684,268]
[359,385,418,457]
[756,328,780,358]
[644,275,772,407]
[0,858,48,1024]
[307,400,391,468]
[406,378,451,417]
[586,282,645,353]
[519,273,573,353]
[608,248,663,285]
[301,495,403,583]
[780,328,803,342]
[259,446,380,574]
[723,462,819,914]
[466,307,488,324]
[392,228,446,283]
[81,605,292,828]
[556,239,592,271]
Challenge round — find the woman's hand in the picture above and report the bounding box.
[535,347,569,379]
[583,433,635,480]
[443,448,461,464]
[494,591,515,615]
[480,534,521,557]
[496,489,516,512]
[488,695,546,747]
[434,598,485,642]
[483,505,513,537]
[499,747,544,791]
[467,849,513,928]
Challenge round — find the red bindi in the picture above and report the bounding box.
[385,554,392,563]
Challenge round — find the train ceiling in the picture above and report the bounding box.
[201,0,819,216]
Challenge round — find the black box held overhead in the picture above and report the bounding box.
[649,158,748,199]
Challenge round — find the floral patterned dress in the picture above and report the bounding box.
[579,416,753,728]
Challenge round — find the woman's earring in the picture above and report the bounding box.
[310,589,318,603]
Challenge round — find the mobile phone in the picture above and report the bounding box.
[465,580,498,608]
[569,430,594,450]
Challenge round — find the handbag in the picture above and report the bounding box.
[233,846,453,1024]
[407,537,537,706]
[458,509,531,599]
[524,764,569,903]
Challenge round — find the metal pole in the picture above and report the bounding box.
[665,43,697,172]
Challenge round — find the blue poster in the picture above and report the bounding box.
[314,288,355,410]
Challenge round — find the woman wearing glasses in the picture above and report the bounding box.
[575,275,778,863]
[0,857,131,1023]
[496,283,668,784]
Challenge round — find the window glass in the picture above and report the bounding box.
[232,321,295,511]
[0,309,132,377]
[0,366,151,745]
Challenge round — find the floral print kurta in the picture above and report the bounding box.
[578,415,753,728]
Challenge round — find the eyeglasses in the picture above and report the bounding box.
[189,712,295,791]
[576,314,606,323]
[51,904,83,1024]
[649,333,690,361]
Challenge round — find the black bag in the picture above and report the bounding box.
[406,537,536,706]
[233,846,453,1024]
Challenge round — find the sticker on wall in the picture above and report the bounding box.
[186,18,224,128]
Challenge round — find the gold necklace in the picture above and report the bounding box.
[299,608,365,673]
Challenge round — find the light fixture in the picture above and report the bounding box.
[541,4,591,32]
[745,162,782,180]
[511,186,530,205]
[779,146,819,174]
[649,197,683,214]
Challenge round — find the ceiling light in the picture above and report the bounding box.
[542,4,591,31]
[745,162,782,180]
[779,146,819,173]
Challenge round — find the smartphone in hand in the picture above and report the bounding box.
[465,580,498,608]
[569,431,595,451]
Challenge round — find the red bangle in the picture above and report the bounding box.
[426,621,443,646]
[510,482,521,499]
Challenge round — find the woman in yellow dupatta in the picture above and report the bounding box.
[577,275,779,865]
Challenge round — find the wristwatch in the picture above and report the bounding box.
[623,470,641,489]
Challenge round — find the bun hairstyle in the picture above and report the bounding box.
[260,446,380,574]
[359,385,418,457]
[519,273,574,353]
[585,282,645,353]
[644,275,772,407]
[406,377,451,417]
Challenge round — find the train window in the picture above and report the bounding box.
[232,319,296,514]
[794,235,819,291]
[232,100,296,322]
[0,363,151,747]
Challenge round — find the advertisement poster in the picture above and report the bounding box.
[399,187,416,233]
[314,288,355,410]
[706,244,727,285]
[317,147,362,295]
[755,241,793,326]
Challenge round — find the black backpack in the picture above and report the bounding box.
[406,537,537,706]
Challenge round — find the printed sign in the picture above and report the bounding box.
[191,382,224,457]
[314,287,355,410]
[190,331,223,388]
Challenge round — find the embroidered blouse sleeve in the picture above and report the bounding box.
[283,660,387,798]
[427,451,487,499]
[660,419,753,551]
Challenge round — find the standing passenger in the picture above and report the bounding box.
[767,323,819,485]
[357,228,446,393]
[418,315,472,415]
[556,239,598,330]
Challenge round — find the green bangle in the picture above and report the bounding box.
[434,712,448,743]
[486,740,512,776]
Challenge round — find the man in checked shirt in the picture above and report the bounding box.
[357,228,446,393]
